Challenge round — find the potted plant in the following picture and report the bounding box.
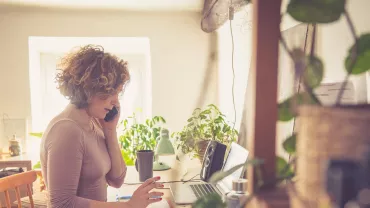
[118,113,166,166]
[172,104,238,162]
[191,0,370,207]
[275,0,370,206]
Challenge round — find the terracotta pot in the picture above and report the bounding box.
[291,105,370,207]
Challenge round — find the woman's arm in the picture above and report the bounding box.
[104,129,127,188]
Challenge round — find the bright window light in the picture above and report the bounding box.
[28,37,152,132]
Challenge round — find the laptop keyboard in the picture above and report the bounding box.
[190,183,221,199]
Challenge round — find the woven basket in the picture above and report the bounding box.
[291,105,370,207]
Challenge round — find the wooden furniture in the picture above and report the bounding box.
[244,0,290,207]
[0,171,37,208]
[246,0,281,192]
[0,161,32,174]
[0,160,34,207]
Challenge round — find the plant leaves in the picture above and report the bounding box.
[304,56,324,88]
[276,156,294,178]
[173,104,238,155]
[291,49,324,89]
[287,0,346,24]
[121,149,134,166]
[192,193,226,208]
[33,161,41,169]
[345,33,370,74]
[283,133,297,154]
[29,132,43,138]
[209,159,264,184]
[278,100,294,122]
[278,92,319,122]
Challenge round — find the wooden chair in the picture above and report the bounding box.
[0,171,37,208]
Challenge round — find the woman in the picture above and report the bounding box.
[40,45,163,208]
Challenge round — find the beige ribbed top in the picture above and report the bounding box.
[40,104,126,208]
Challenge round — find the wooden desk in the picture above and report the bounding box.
[108,159,202,208]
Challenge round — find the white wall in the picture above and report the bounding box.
[217,2,300,157]
[319,0,370,103]
[217,7,253,132]
[217,0,370,159]
[0,8,216,150]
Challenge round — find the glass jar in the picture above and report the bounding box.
[226,179,249,208]
[8,135,21,157]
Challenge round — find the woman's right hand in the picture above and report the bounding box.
[126,176,164,208]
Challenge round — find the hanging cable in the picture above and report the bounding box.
[229,5,237,131]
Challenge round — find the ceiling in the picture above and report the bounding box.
[0,0,203,11]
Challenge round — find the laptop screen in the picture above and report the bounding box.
[217,142,249,192]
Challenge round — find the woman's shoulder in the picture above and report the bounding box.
[46,104,90,133]
[49,117,83,132]
[43,116,85,142]
[40,117,87,160]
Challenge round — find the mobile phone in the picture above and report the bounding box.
[104,106,118,122]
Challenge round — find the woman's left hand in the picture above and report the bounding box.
[99,105,121,134]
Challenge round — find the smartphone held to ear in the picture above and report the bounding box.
[104,106,118,122]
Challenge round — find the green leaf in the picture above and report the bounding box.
[214,117,223,123]
[345,33,370,74]
[33,161,41,169]
[278,92,319,122]
[304,56,324,88]
[278,100,293,122]
[202,110,211,114]
[29,132,43,138]
[193,193,226,208]
[283,134,297,154]
[209,159,264,184]
[276,156,294,178]
[121,147,134,165]
[291,49,324,88]
[287,0,346,24]
[160,117,166,123]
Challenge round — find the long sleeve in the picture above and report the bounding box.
[104,130,127,188]
[44,120,90,208]
[106,157,127,188]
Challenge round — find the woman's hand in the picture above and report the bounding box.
[99,105,121,134]
[126,176,164,208]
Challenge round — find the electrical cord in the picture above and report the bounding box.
[123,174,201,186]
[229,6,237,131]
[201,0,237,130]
[289,24,310,161]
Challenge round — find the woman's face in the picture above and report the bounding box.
[87,86,123,119]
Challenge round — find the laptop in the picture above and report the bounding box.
[170,142,249,204]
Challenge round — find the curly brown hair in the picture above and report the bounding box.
[56,44,130,108]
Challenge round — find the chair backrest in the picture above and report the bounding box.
[0,170,37,208]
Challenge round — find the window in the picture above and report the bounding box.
[29,37,152,132]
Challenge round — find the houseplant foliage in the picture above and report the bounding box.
[193,159,263,208]
[279,1,370,204]
[193,0,370,207]
[119,113,166,166]
[193,158,294,208]
[172,104,238,160]
[278,0,370,165]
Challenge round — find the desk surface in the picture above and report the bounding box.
[108,159,202,208]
